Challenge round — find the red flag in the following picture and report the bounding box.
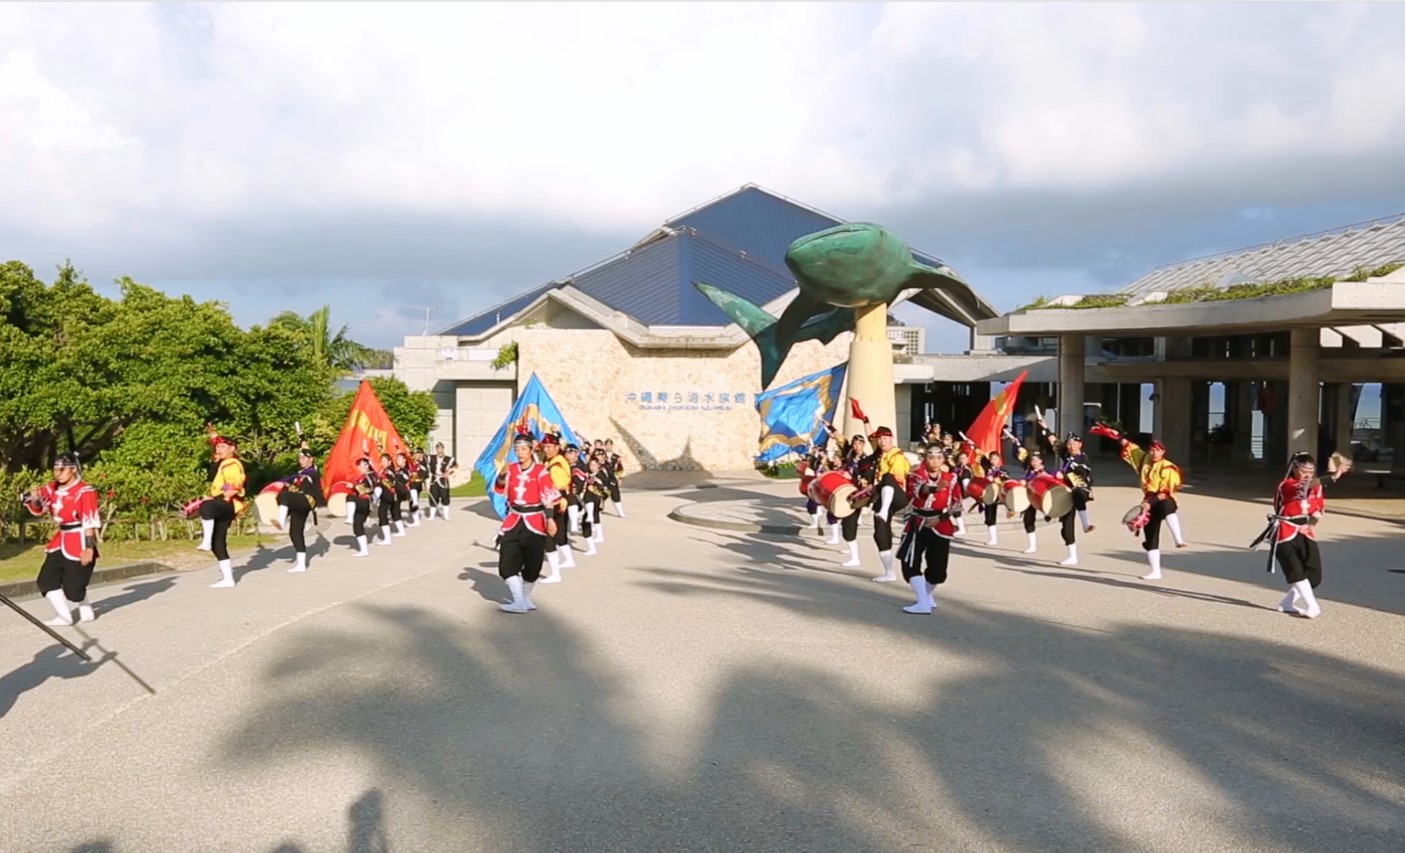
[965,371,1028,456]
[322,380,410,498]
[850,398,868,423]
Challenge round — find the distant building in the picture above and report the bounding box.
[393,185,1001,471]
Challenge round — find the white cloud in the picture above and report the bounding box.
[3,2,1400,235]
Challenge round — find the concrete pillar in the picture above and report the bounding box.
[1057,334,1086,436]
[1329,383,1354,458]
[1119,383,1142,433]
[1287,328,1321,462]
[1154,377,1193,469]
[895,383,914,448]
[1386,383,1405,472]
[1231,381,1255,462]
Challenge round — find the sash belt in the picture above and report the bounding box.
[511,504,546,513]
[58,522,84,530]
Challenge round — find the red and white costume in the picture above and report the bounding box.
[494,460,561,537]
[1273,478,1325,544]
[904,468,959,539]
[25,479,102,560]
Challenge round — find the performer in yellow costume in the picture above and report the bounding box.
[539,434,576,582]
[869,426,912,583]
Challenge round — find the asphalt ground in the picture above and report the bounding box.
[1,479,1402,852]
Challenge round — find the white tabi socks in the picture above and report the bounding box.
[569,504,581,534]
[875,486,895,522]
[210,559,235,589]
[43,590,73,626]
[540,551,563,584]
[986,524,998,546]
[346,505,356,525]
[500,575,529,613]
[354,535,369,557]
[1024,532,1038,554]
[377,525,392,546]
[1166,513,1186,547]
[523,580,537,611]
[902,576,934,614]
[873,549,898,583]
[954,513,966,536]
[558,543,576,569]
[393,520,407,537]
[439,505,450,520]
[1292,580,1322,618]
[1142,548,1163,580]
[288,551,308,573]
[614,500,626,518]
[76,597,95,623]
[1277,587,1301,614]
[1078,509,1093,533]
[582,535,597,556]
[827,522,842,545]
[408,491,421,525]
[1060,543,1079,566]
[810,509,823,532]
[197,518,214,551]
[592,520,604,544]
[841,540,861,568]
[275,504,289,531]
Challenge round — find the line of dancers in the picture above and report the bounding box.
[796,419,1349,618]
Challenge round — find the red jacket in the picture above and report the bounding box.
[494,461,561,536]
[25,479,101,559]
[1274,477,1325,544]
[905,468,958,539]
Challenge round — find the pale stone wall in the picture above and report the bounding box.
[515,328,855,473]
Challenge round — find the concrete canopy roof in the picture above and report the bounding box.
[978,281,1405,337]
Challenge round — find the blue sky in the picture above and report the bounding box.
[3,3,1405,353]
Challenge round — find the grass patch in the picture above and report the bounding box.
[0,533,266,584]
[451,472,487,498]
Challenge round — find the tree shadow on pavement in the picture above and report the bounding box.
[185,566,1405,852]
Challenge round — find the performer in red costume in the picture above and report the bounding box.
[895,445,959,615]
[493,432,562,613]
[24,453,103,626]
[1257,451,1350,619]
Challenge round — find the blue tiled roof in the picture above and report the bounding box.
[440,280,559,337]
[572,230,794,326]
[438,184,986,336]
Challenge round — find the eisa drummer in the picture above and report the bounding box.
[895,445,960,615]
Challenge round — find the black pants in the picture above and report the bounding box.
[1072,489,1090,512]
[429,481,450,507]
[840,511,860,543]
[278,491,316,553]
[608,477,621,504]
[352,496,371,537]
[499,524,547,582]
[900,529,951,584]
[37,549,96,601]
[407,483,420,513]
[1059,511,1077,545]
[1275,534,1323,587]
[1143,497,1178,551]
[551,505,569,550]
[200,498,236,560]
[982,502,998,526]
[378,493,402,527]
[873,474,908,552]
[582,496,602,537]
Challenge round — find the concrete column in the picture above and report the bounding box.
[1386,383,1405,472]
[1154,377,1193,469]
[1231,381,1255,461]
[895,383,914,448]
[1329,383,1354,458]
[1057,334,1086,436]
[1287,328,1321,462]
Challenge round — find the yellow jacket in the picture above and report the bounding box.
[546,454,572,510]
[210,458,247,513]
[877,447,911,483]
[1121,442,1182,499]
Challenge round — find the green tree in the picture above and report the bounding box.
[269,305,389,374]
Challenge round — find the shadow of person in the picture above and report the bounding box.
[0,640,107,717]
[458,567,509,604]
[93,577,177,617]
[235,541,295,581]
[347,787,390,853]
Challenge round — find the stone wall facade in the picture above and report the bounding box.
[514,328,854,473]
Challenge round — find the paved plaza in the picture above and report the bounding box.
[1,476,1402,852]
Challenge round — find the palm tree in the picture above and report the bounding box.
[271,305,390,373]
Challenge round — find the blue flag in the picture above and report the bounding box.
[753,363,849,464]
[473,373,580,519]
